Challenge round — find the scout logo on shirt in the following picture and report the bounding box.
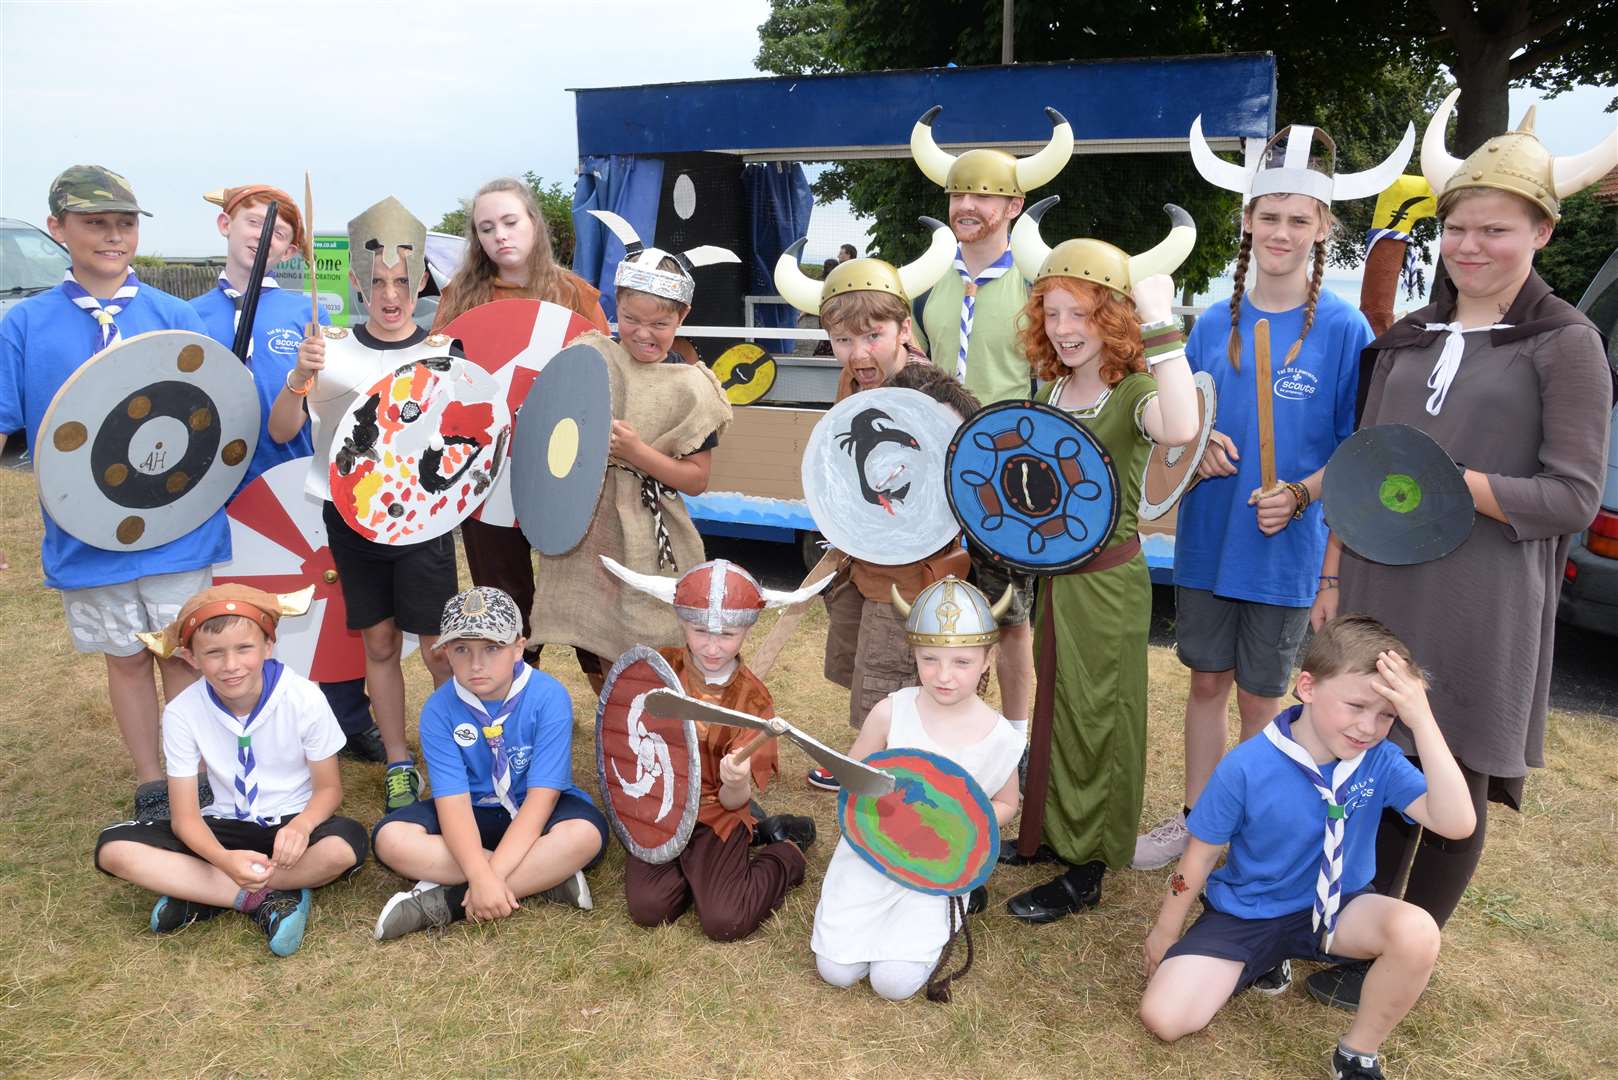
[508,745,533,772]
[265,328,302,356]
[453,722,479,747]
[1341,776,1378,815]
[1274,368,1320,401]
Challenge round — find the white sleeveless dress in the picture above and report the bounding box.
[811,687,1022,965]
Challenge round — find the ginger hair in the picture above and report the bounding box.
[1017,277,1144,386]
[1226,195,1338,369]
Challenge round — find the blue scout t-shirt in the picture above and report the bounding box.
[418,665,593,811]
[1173,290,1370,607]
[191,283,330,488]
[1188,704,1427,920]
[0,281,231,590]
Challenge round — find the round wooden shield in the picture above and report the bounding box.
[713,343,776,405]
[213,458,417,682]
[439,299,597,526]
[801,387,961,565]
[945,400,1121,575]
[36,330,259,551]
[328,356,510,544]
[1324,424,1475,566]
[1139,370,1217,522]
[837,747,998,896]
[510,340,613,556]
[595,645,701,864]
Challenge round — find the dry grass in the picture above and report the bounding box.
[1,464,1613,1079]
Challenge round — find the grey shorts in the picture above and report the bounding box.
[967,544,1034,627]
[60,567,212,657]
[1174,586,1309,698]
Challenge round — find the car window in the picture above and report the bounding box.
[0,224,71,293]
[1575,248,1618,365]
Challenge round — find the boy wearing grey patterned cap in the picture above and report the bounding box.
[371,587,608,940]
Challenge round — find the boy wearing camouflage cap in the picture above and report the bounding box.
[0,166,223,821]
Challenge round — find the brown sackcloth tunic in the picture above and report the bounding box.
[531,332,732,659]
[622,648,806,941]
[1340,272,1613,793]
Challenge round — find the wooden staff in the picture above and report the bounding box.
[1253,318,1280,496]
[749,546,842,680]
[304,171,319,330]
[732,718,790,763]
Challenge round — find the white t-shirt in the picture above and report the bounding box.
[163,666,345,823]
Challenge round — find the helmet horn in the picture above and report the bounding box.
[1332,122,1416,202]
[587,209,645,258]
[889,584,913,619]
[896,217,958,300]
[988,584,1016,621]
[1127,204,1197,284]
[909,106,957,188]
[1009,195,1058,281]
[1188,114,1253,195]
[1419,89,1465,198]
[1014,107,1075,192]
[772,237,823,315]
[1552,125,1618,199]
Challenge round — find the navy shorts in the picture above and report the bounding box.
[1162,891,1368,991]
[371,791,609,876]
[95,815,368,875]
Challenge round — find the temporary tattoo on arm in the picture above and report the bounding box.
[1169,873,1189,896]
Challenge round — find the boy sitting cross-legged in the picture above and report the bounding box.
[372,587,609,939]
[1138,615,1477,1080]
[94,585,368,957]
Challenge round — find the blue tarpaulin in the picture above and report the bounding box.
[572,154,665,321]
[743,162,812,354]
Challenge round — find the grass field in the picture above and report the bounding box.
[1,466,1614,1079]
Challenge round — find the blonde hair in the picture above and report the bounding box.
[1226,195,1337,369]
[820,290,912,337]
[436,178,567,326]
[1299,614,1423,684]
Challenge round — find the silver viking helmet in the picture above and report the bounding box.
[348,196,428,306]
[773,217,956,316]
[587,209,740,307]
[1010,197,1197,295]
[910,106,1074,197]
[1189,117,1415,205]
[890,576,1014,648]
[599,556,831,635]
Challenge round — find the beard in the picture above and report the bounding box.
[949,204,1008,244]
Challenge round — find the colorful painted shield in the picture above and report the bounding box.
[1140,370,1217,521]
[36,330,259,551]
[595,646,701,864]
[1324,424,1474,566]
[802,387,961,565]
[213,457,417,682]
[438,299,597,526]
[328,356,510,544]
[510,340,613,556]
[712,343,776,405]
[837,747,998,896]
[946,400,1121,575]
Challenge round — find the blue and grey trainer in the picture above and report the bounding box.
[150,895,225,934]
[252,888,312,957]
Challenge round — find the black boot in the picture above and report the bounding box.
[755,814,816,853]
[1006,860,1104,924]
[966,885,988,915]
[1306,960,1369,1012]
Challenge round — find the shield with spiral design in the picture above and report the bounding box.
[595,645,700,864]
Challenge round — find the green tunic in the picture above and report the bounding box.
[1033,371,1156,869]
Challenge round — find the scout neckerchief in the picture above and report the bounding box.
[1419,319,1511,415]
[60,269,139,355]
[216,272,279,362]
[951,247,1014,384]
[452,660,533,818]
[204,658,286,824]
[1261,705,1366,952]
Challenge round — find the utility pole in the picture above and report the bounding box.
[1002,0,1014,63]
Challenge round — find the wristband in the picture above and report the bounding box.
[285,370,311,397]
[1318,575,1339,590]
[1140,322,1185,368]
[1285,480,1311,519]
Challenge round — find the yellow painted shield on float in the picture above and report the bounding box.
[1371,175,1437,232]
[713,343,777,405]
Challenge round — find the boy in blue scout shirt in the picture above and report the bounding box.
[1139,615,1476,1080]
[370,587,609,939]
[0,165,225,820]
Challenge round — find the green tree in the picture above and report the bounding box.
[433,173,580,264]
[1536,191,1618,299]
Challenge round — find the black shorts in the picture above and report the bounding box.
[322,501,458,636]
[95,815,369,875]
[1162,890,1367,991]
[370,791,609,876]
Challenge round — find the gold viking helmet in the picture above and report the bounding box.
[1420,88,1618,221]
[889,576,1014,648]
[910,106,1074,197]
[1010,196,1197,294]
[773,217,957,316]
[348,196,428,307]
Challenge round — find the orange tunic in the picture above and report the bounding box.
[432,270,610,335]
[659,647,778,842]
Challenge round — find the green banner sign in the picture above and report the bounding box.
[274,234,352,327]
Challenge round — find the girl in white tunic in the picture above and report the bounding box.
[812,577,1023,1001]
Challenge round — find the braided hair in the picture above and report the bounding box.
[1285,240,1329,365]
[1224,229,1254,370]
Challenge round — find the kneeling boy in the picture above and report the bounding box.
[372,587,608,939]
[1139,615,1476,1080]
[94,585,368,957]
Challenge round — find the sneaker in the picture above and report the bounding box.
[1307,961,1369,1013]
[1248,958,1292,996]
[383,763,423,813]
[1330,1045,1385,1079]
[806,767,840,792]
[133,780,169,822]
[339,726,388,764]
[252,888,312,957]
[966,885,988,916]
[539,871,594,911]
[149,896,225,934]
[1132,811,1189,870]
[374,883,454,941]
[757,813,816,852]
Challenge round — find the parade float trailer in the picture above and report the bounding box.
[568,55,1278,579]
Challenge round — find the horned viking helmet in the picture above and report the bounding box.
[587,209,739,306]
[773,218,956,316]
[890,576,1013,648]
[1189,118,1415,205]
[600,556,831,635]
[910,106,1074,197]
[1010,197,1197,294]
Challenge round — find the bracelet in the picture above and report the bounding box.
[284,370,311,397]
[1318,575,1339,591]
[1286,480,1311,519]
